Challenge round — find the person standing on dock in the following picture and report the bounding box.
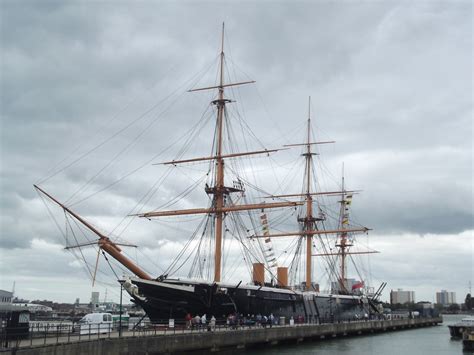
[210,315,216,331]
[193,314,200,329]
[269,313,274,328]
[185,313,192,329]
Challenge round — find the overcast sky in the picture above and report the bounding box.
[1,0,472,305]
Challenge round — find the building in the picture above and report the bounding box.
[390,289,415,304]
[90,292,100,305]
[436,290,456,305]
[0,290,13,305]
[12,303,53,313]
[416,301,438,317]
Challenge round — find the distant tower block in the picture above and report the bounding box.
[277,267,288,287]
[436,290,456,305]
[91,291,100,305]
[253,263,265,286]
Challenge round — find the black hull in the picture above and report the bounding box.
[123,278,371,324]
[449,324,474,338]
[463,338,474,351]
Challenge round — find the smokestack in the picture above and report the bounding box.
[277,267,288,287]
[253,263,265,286]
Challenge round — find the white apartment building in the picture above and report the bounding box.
[436,290,456,305]
[390,288,415,304]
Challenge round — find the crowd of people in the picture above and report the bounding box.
[184,312,285,331]
[185,313,217,331]
[182,312,379,331]
[225,313,277,329]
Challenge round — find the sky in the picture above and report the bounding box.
[0,0,472,305]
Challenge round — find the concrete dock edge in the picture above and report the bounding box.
[1,317,442,355]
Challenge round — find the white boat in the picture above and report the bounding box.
[448,316,474,338]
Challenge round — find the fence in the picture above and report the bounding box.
[0,315,395,349]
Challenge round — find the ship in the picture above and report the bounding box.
[35,24,384,324]
[448,316,474,338]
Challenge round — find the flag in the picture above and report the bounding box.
[352,281,365,290]
[345,194,353,206]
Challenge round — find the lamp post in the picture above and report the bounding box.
[119,282,123,337]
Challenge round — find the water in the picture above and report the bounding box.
[243,315,467,355]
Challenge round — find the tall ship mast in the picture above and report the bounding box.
[36,25,383,323]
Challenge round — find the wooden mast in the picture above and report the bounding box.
[158,148,283,165]
[263,190,360,199]
[280,98,338,290]
[327,168,377,293]
[304,97,314,290]
[339,166,347,291]
[136,23,304,284]
[313,251,379,257]
[254,99,371,291]
[213,22,226,283]
[133,201,303,218]
[251,227,370,238]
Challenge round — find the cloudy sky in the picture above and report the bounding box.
[1,0,472,305]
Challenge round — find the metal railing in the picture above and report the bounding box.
[0,315,410,349]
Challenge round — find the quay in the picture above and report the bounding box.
[1,317,442,355]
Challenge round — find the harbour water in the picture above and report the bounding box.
[243,314,467,355]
